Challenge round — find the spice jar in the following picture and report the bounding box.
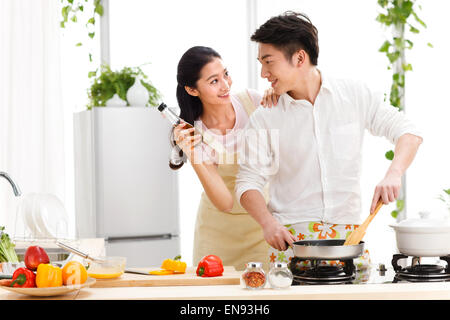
[242,262,266,289]
[268,262,293,289]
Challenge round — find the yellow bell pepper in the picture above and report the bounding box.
[36,264,63,288]
[149,269,175,275]
[161,255,186,273]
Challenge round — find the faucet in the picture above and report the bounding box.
[0,172,21,196]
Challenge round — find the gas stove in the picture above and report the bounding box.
[391,254,450,283]
[289,257,356,285]
[288,254,450,285]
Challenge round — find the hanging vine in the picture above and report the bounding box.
[59,0,104,65]
[376,0,431,219]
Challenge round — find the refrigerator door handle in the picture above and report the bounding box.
[106,234,175,243]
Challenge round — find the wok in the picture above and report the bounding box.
[292,239,364,260]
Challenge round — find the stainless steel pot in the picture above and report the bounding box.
[292,239,364,260]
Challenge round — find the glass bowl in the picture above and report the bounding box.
[85,256,126,279]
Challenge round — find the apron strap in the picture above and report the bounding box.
[236,90,257,116]
[195,90,258,155]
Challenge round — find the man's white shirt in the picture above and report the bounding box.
[235,72,422,225]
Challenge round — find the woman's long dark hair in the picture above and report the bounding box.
[169,46,221,170]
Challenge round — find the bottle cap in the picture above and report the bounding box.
[157,102,167,112]
[273,262,288,268]
[246,262,262,268]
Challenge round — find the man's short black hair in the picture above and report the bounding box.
[251,11,319,66]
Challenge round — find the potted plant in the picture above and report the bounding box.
[87,64,161,110]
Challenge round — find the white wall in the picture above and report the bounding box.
[64,0,449,266]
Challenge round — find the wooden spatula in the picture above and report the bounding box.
[344,199,383,246]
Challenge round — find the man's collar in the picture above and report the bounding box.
[317,69,333,94]
[279,69,333,105]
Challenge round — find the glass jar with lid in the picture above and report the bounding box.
[268,262,293,289]
[242,262,266,289]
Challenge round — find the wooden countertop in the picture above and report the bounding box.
[71,281,450,300]
[2,274,450,300]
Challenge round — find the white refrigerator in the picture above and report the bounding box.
[73,107,180,267]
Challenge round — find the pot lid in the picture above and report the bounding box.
[396,211,450,228]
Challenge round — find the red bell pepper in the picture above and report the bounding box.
[10,267,36,288]
[196,255,224,277]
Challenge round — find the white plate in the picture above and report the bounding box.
[0,277,96,297]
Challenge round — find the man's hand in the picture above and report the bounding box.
[370,169,402,213]
[261,216,296,251]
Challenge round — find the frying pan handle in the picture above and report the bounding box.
[285,241,293,250]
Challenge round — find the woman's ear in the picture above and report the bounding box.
[185,86,199,97]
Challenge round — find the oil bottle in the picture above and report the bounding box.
[158,102,195,170]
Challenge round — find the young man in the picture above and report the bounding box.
[235,12,423,264]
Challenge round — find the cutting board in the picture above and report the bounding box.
[90,266,241,288]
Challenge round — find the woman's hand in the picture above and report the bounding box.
[260,87,280,108]
[173,122,202,160]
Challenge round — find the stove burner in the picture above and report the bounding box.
[289,257,355,285]
[391,254,450,283]
[407,264,445,275]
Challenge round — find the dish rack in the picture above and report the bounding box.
[13,193,72,242]
[0,193,80,276]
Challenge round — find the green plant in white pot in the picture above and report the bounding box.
[87,64,161,110]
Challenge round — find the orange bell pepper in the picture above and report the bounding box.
[36,264,63,288]
[62,261,87,285]
[161,255,186,273]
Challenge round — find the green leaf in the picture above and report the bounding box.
[71,15,77,23]
[378,0,388,8]
[379,40,391,53]
[76,42,82,47]
[402,63,412,71]
[88,32,95,39]
[444,189,450,195]
[387,51,401,63]
[376,13,392,26]
[87,17,95,25]
[396,199,405,212]
[394,37,405,49]
[412,11,427,28]
[95,4,104,16]
[409,25,420,34]
[427,42,434,48]
[405,39,413,49]
[88,71,97,78]
[385,150,394,161]
[61,5,70,21]
[391,210,399,219]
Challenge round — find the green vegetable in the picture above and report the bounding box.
[0,226,19,263]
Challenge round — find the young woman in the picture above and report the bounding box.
[169,46,275,271]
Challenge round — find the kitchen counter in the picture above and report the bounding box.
[1,272,450,300]
[76,281,450,300]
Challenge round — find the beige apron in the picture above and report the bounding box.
[193,91,270,271]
